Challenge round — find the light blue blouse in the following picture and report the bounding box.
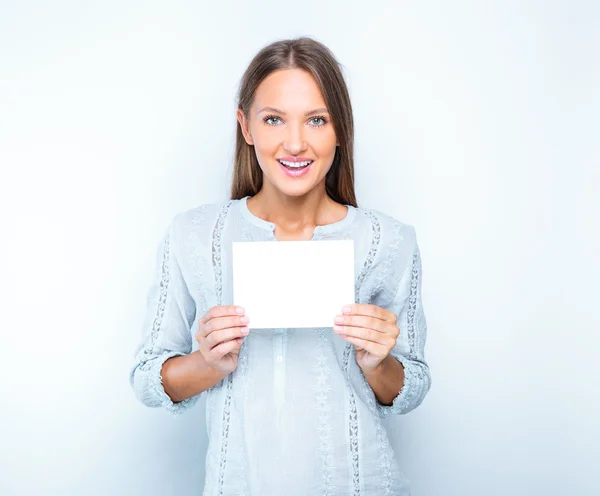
[129,196,431,495]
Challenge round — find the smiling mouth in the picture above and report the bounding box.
[277,159,314,171]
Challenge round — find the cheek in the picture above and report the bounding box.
[314,131,338,155]
[253,129,278,153]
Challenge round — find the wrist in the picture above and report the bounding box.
[359,354,389,376]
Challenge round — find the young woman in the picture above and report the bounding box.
[130,36,431,496]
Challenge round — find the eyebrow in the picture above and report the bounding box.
[258,106,329,116]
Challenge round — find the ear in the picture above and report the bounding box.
[237,108,254,145]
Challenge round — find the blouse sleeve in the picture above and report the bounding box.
[377,227,432,417]
[129,214,201,416]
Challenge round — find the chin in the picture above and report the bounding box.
[273,182,316,198]
[262,165,329,198]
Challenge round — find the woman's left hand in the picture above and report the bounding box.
[333,304,400,372]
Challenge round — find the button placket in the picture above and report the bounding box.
[273,328,286,417]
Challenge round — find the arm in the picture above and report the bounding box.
[362,353,405,406]
[129,214,221,416]
[160,350,228,403]
[374,231,431,417]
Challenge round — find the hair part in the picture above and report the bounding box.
[231,36,357,207]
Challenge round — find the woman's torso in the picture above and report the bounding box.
[174,197,413,496]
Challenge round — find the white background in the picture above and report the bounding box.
[1,1,598,495]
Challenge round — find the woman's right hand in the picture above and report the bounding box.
[196,306,250,375]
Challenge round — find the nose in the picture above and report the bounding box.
[283,120,307,154]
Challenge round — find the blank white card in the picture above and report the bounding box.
[232,240,355,329]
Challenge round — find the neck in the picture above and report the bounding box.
[247,182,345,235]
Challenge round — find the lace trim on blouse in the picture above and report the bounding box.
[342,345,361,496]
[382,246,428,417]
[342,210,382,495]
[139,233,170,372]
[213,201,235,496]
[232,218,254,494]
[361,211,408,494]
[314,327,335,495]
[407,249,419,360]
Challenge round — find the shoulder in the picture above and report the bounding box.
[164,199,237,259]
[354,205,417,250]
[170,199,236,235]
[353,206,421,303]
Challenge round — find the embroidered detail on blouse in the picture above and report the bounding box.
[356,211,399,493]
[378,243,428,418]
[342,210,382,495]
[358,370,395,496]
[342,345,361,496]
[187,205,212,318]
[390,358,417,413]
[190,207,219,474]
[139,233,170,372]
[233,320,251,495]
[355,211,381,297]
[218,375,234,495]
[407,249,419,360]
[229,208,253,495]
[213,201,235,496]
[314,327,335,495]
[213,201,232,308]
[371,216,405,301]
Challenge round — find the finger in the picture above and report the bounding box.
[339,334,388,356]
[205,326,249,349]
[209,336,244,359]
[203,315,249,336]
[196,315,247,341]
[334,314,390,333]
[342,303,396,323]
[200,305,245,325]
[334,324,396,347]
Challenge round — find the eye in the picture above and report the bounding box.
[263,114,282,126]
[309,115,328,127]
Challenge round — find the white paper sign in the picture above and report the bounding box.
[232,240,355,329]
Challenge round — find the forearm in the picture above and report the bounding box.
[361,354,405,406]
[161,350,228,403]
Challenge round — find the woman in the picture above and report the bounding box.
[130,36,431,496]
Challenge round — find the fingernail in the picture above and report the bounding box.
[236,307,245,314]
[240,316,249,323]
[333,325,343,332]
[241,327,249,334]
[334,315,344,324]
[342,306,352,314]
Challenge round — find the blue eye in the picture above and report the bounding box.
[263,115,282,126]
[310,116,327,127]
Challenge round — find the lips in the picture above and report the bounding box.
[277,159,313,170]
[277,159,314,178]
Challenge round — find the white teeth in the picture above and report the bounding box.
[279,160,312,168]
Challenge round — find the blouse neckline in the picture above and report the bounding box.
[238,195,356,237]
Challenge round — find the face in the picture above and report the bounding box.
[237,68,339,198]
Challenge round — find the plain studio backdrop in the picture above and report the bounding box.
[1,1,598,495]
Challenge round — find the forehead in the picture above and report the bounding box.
[253,69,326,110]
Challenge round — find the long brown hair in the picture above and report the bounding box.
[231,37,357,207]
